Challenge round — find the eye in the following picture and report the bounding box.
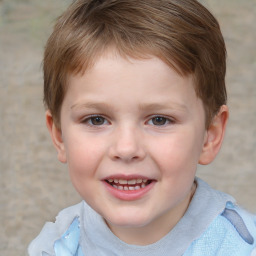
[83,115,109,126]
[148,116,172,126]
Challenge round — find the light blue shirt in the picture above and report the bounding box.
[28,178,256,255]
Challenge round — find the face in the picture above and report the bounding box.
[51,51,210,243]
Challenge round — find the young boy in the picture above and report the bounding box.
[28,0,256,255]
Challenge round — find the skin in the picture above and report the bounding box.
[46,50,228,245]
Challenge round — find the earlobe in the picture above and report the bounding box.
[199,105,229,165]
[45,110,67,163]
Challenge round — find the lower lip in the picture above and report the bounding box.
[103,181,155,201]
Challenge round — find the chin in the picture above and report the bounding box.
[104,211,153,229]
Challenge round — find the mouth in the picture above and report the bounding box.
[103,176,155,201]
[105,178,153,191]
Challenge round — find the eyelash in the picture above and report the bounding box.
[82,115,110,126]
[147,115,174,126]
[81,115,174,127]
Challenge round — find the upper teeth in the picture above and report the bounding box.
[108,179,147,184]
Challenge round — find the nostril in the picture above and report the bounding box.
[110,145,146,162]
[108,131,146,161]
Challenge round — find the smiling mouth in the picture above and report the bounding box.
[105,178,152,191]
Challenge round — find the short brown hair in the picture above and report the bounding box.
[44,0,227,128]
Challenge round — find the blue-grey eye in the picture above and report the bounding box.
[90,116,106,125]
[151,116,168,126]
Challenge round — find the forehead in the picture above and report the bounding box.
[68,44,186,82]
[69,49,190,88]
[68,50,191,89]
[65,51,200,111]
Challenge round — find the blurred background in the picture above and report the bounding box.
[0,0,255,255]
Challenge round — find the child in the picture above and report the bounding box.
[29,0,256,255]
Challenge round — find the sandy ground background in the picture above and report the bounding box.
[0,0,255,255]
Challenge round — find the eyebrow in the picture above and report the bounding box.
[138,102,188,112]
[71,102,114,111]
[71,101,188,113]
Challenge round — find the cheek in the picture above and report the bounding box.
[65,141,104,200]
[65,136,106,178]
[151,132,202,175]
[154,135,199,200]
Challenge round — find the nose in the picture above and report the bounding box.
[108,126,146,162]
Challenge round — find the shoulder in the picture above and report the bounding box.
[28,201,85,256]
[185,201,256,256]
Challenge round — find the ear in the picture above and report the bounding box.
[199,105,229,165]
[45,110,67,163]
